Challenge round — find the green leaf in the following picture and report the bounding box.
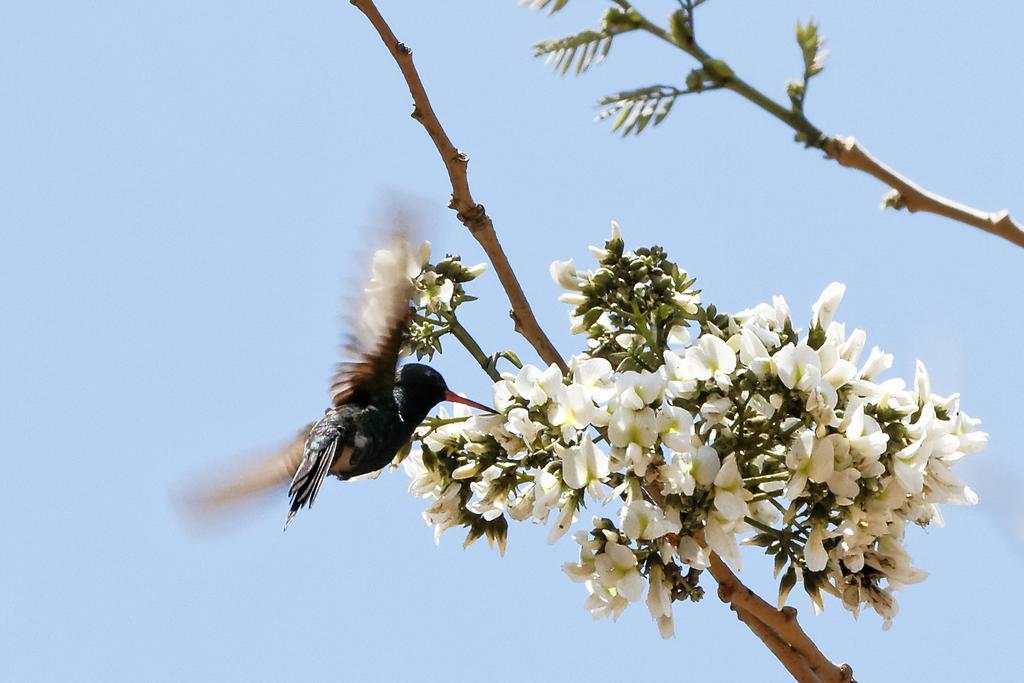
[533,30,614,77]
[520,0,570,15]
[796,19,828,78]
[596,85,685,137]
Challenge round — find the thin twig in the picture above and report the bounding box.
[616,0,1023,250]
[351,0,569,372]
[825,136,1024,247]
[440,311,502,382]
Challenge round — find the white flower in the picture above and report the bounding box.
[818,340,857,389]
[505,407,543,447]
[550,258,582,290]
[620,500,676,541]
[452,461,481,480]
[548,495,579,544]
[824,436,861,502]
[526,468,564,522]
[842,402,889,474]
[739,328,772,378]
[467,465,508,521]
[804,523,830,572]
[572,356,615,403]
[811,282,845,330]
[713,454,750,521]
[705,511,742,570]
[594,541,645,603]
[677,535,710,569]
[924,458,978,506]
[582,581,630,621]
[859,346,892,380]
[913,360,932,404]
[667,325,691,350]
[950,408,988,454]
[892,439,931,495]
[683,334,737,386]
[785,430,835,500]
[748,499,780,527]
[672,291,701,315]
[646,563,675,639]
[662,350,698,398]
[774,343,821,392]
[608,406,658,448]
[513,363,563,407]
[656,403,694,453]
[548,384,609,441]
[700,395,732,425]
[866,526,928,589]
[660,445,720,497]
[557,433,610,498]
[414,271,455,312]
[839,328,867,364]
[614,370,664,409]
[403,448,442,498]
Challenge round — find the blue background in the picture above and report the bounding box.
[2,2,1021,680]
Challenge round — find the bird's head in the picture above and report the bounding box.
[395,363,495,421]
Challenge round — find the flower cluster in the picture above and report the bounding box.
[403,242,486,360]
[402,223,987,637]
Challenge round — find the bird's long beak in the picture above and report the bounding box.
[444,390,498,414]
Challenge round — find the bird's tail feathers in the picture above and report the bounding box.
[283,439,339,530]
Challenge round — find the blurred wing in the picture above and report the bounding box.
[180,423,313,518]
[329,232,417,407]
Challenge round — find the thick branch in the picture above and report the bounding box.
[732,605,818,683]
[618,1,1022,250]
[351,0,568,372]
[825,136,1024,248]
[648,482,852,681]
[705,543,854,683]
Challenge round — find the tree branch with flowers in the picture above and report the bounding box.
[351,1,989,681]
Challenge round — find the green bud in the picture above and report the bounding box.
[778,566,797,609]
[669,9,692,45]
[605,237,624,261]
[601,7,643,32]
[807,323,826,350]
[704,59,734,81]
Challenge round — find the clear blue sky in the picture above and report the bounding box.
[3,2,1022,681]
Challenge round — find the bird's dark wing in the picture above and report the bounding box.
[180,423,313,518]
[284,408,360,528]
[329,232,416,407]
[285,436,342,529]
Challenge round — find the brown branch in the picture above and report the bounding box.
[732,605,819,683]
[651,481,852,682]
[824,136,1024,248]
[706,547,854,683]
[617,2,1023,250]
[350,0,568,373]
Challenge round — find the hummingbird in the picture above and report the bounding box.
[186,233,494,527]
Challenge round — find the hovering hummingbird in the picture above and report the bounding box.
[187,233,494,528]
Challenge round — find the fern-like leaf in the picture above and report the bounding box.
[534,29,614,77]
[520,0,571,14]
[796,20,828,79]
[596,86,683,136]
